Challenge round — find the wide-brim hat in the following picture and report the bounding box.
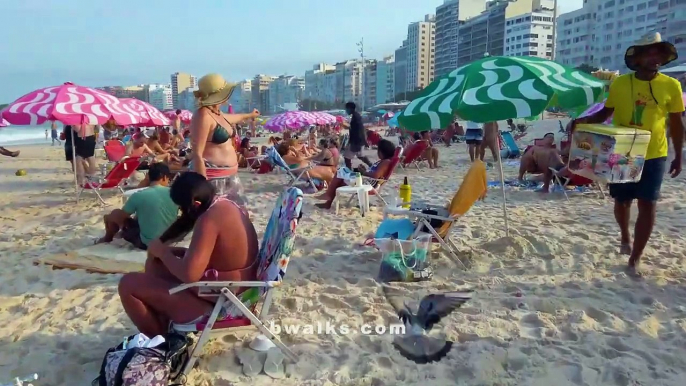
[193,73,236,107]
[625,32,678,71]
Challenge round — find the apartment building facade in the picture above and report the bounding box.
[251,75,276,113]
[227,80,252,113]
[148,84,173,112]
[504,10,555,58]
[406,14,436,91]
[304,63,336,103]
[394,42,408,99]
[170,72,197,109]
[268,75,305,114]
[435,0,485,77]
[376,55,395,104]
[334,60,364,107]
[555,6,594,67]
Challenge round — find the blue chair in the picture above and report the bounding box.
[500,132,521,158]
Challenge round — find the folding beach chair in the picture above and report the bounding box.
[103,140,127,163]
[340,147,404,210]
[265,146,319,191]
[500,132,521,158]
[400,140,430,170]
[78,156,141,204]
[549,169,606,201]
[385,160,487,267]
[169,187,304,377]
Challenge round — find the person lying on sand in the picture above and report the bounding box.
[315,139,396,209]
[118,172,259,336]
[0,147,20,157]
[97,163,178,250]
[276,143,334,183]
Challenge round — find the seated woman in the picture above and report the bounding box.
[328,138,341,166]
[418,130,440,169]
[315,139,396,209]
[237,137,260,168]
[276,142,334,183]
[118,172,259,336]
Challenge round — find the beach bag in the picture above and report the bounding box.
[376,234,433,283]
[92,332,191,386]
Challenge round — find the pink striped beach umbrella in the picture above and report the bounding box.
[0,82,138,126]
[0,117,9,127]
[264,111,318,132]
[163,109,193,123]
[311,111,336,125]
[120,98,171,126]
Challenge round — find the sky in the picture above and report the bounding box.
[0,0,585,102]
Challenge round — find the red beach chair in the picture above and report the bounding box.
[400,140,430,170]
[346,147,404,207]
[104,140,127,162]
[78,157,141,204]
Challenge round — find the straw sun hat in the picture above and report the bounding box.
[624,32,678,71]
[193,73,236,107]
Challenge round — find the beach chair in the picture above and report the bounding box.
[265,146,319,191]
[400,140,430,170]
[549,169,606,201]
[103,140,127,162]
[387,160,487,267]
[500,132,521,158]
[78,156,141,204]
[169,187,304,377]
[340,146,404,209]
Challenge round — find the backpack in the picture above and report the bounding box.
[92,333,191,386]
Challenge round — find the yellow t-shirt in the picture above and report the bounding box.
[605,73,684,160]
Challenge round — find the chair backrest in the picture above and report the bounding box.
[402,140,429,164]
[104,140,127,162]
[102,157,141,184]
[439,160,487,236]
[256,187,304,286]
[373,147,403,190]
[265,146,293,175]
[500,132,521,156]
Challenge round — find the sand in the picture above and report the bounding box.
[1,120,686,385]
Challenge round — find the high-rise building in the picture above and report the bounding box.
[434,0,485,77]
[658,1,686,65]
[504,1,555,59]
[394,42,409,100]
[363,60,378,110]
[228,80,252,113]
[170,72,194,109]
[555,6,594,67]
[406,14,436,91]
[268,75,305,114]
[148,84,173,112]
[334,60,364,107]
[457,0,537,67]
[376,55,395,104]
[304,63,336,103]
[251,75,276,113]
[177,87,197,111]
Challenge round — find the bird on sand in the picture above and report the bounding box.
[383,285,473,364]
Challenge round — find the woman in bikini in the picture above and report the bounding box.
[118,172,259,336]
[315,139,396,209]
[275,143,335,183]
[189,74,259,206]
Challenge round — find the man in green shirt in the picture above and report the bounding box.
[97,163,179,249]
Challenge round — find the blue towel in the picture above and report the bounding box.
[375,219,416,240]
[489,180,540,189]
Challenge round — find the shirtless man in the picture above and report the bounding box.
[481,121,500,161]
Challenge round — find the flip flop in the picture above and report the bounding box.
[263,347,286,379]
[237,348,263,377]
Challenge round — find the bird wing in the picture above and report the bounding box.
[382,284,411,314]
[392,334,453,364]
[416,291,473,329]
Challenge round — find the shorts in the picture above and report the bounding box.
[74,135,96,158]
[65,147,73,162]
[609,157,667,202]
[121,218,147,250]
[465,129,483,145]
[343,142,364,159]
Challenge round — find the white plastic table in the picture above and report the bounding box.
[335,184,374,216]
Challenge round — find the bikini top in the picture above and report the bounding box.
[207,112,235,145]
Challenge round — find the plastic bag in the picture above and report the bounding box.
[376,234,432,283]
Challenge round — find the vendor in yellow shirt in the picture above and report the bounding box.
[572,32,684,277]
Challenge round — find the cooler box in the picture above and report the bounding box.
[569,124,651,183]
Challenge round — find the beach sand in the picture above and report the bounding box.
[1,120,685,385]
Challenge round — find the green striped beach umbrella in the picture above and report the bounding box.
[398,56,606,131]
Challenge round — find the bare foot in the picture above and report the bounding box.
[95,237,112,245]
[625,264,644,279]
[619,243,632,255]
[315,202,332,210]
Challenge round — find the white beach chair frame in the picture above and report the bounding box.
[77,176,128,205]
[548,167,606,201]
[168,281,296,377]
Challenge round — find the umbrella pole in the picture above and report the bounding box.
[495,132,509,237]
[71,125,79,202]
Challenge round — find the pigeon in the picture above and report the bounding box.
[383,285,473,364]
